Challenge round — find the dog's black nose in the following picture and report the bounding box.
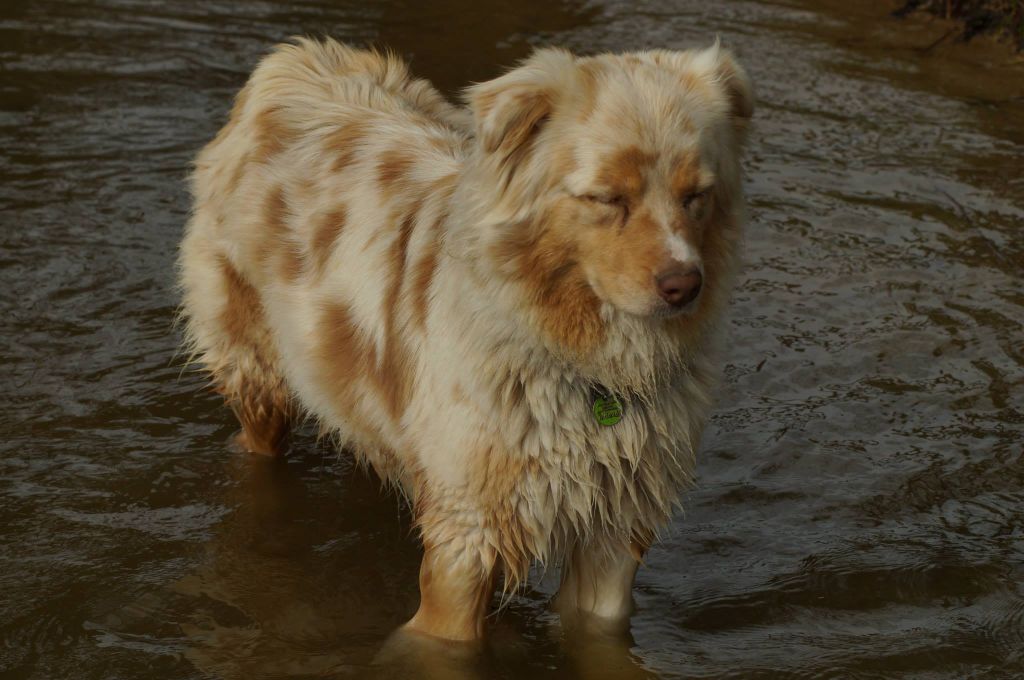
[656,267,702,307]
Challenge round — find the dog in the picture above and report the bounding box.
[179,37,752,641]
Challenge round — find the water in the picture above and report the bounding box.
[2,1,1022,678]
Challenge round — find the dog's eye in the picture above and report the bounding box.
[578,193,630,225]
[682,189,712,217]
[682,189,710,207]
[582,193,624,206]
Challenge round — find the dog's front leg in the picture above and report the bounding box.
[554,539,647,625]
[403,535,498,642]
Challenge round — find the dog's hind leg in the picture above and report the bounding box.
[179,230,293,456]
[223,371,292,457]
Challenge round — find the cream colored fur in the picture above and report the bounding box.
[179,37,752,641]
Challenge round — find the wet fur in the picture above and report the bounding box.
[178,37,753,641]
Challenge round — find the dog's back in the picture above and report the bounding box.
[179,39,468,457]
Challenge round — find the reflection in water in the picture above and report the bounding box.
[165,453,654,679]
[174,453,415,678]
[1,0,1023,677]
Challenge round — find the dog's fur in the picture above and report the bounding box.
[179,37,752,641]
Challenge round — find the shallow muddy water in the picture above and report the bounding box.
[2,1,1023,678]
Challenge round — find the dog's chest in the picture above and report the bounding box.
[512,374,688,475]
[494,373,701,538]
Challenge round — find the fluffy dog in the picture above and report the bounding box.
[179,37,752,641]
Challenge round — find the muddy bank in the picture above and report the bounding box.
[895,0,1024,50]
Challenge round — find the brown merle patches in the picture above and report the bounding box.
[252,106,290,162]
[670,156,706,199]
[222,107,291,203]
[317,302,371,394]
[278,241,304,282]
[259,186,303,282]
[492,219,604,357]
[215,255,294,456]
[411,221,440,331]
[316,299,414,424]
[229,374,293,457]
[311,204,348,277]
[315,195,422,421]
[593,146,656,199]
[390,200,421,281]
[579,202,681,310]
[218,255,264,349]
[327,121,369,173]
[411,179,456,331]
[376,149,415,197]
[375,201,422,416]
[260,186,287,263]
[482,89,553,155]
[315,303,378,429]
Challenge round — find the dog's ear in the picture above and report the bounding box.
[466,48,575,156]
[705,45,753,141]
[648,43,754,142]
[690,42,754,142]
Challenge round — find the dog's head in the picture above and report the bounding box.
[465,44,752,349]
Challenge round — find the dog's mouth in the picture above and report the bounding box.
[650,293,702,320]
[585,271,703,320]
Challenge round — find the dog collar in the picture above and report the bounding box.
[591,385,623,426]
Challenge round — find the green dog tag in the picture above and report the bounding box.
[592,392,623,426]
